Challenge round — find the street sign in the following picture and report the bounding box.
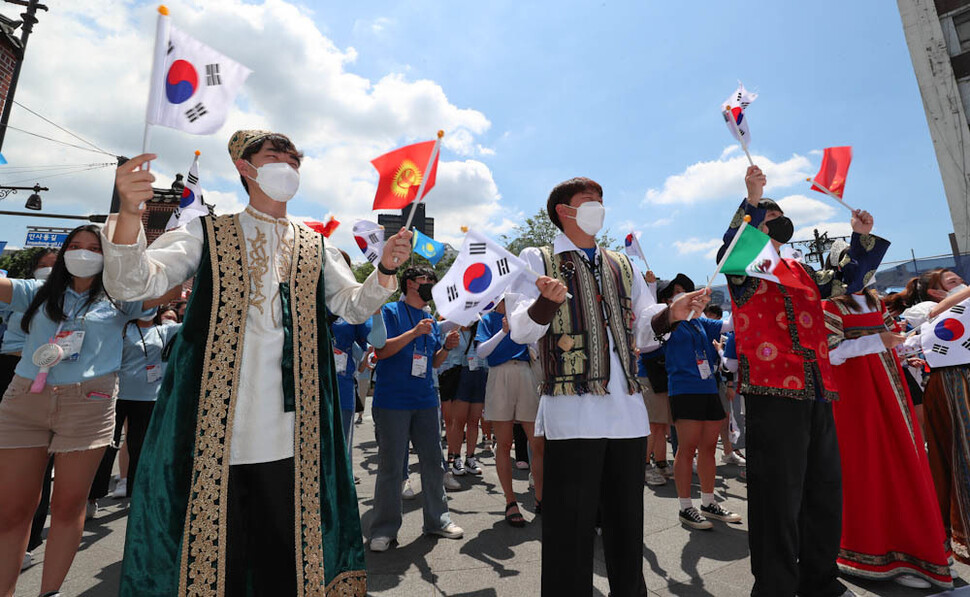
[24,226,73,248]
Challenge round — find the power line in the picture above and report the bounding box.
[0,162,113,172]
[3,163,113,185]
[1,124,116,156]
[13,101,112,155]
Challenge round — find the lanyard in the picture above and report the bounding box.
[134,324,158,359]
[402,303,431,356]
[50,293,94,342]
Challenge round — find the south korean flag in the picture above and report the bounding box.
[352,220,386,265]
[146,12,252,135]
[432,229,529,326]
[919,298,970,368]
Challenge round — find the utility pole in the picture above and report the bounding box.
[0,0,48,153]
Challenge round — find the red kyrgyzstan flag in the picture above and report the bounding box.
[370,140,439,210]
[811,146,852,198]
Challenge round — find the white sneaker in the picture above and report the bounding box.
[86,499,99,520]
[655,462,674,478]
[443,471,461,491]
[428,522,464,539]
[464,456,483,475]
[401,478,416,500]
[21,551,33,571]
[951,565,961,580]
[644,465,667,487]
[110,478,128,498]
[369,536,393,552]
[894,574,931,588]
[721,451,746,466]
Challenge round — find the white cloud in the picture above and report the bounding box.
[673,237,721,256]
[719,145,739,160]
[643,151,813,206]
[792,221,853,243]
[0,0,502,254]
[775,194,836,226]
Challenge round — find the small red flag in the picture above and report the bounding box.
[811,146,852,199]
[306,216,340,238]
[370,140,439,210]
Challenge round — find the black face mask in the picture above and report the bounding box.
[417,283,434,302]
[765,216,794,244]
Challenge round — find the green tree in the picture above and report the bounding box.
[0,248,48,279]
[502,208,620,255]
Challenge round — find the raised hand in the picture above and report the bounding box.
[745,165,767,206]
[115,154,158,215]
[535,276,568,304]
[850,209,874,235]
[382,227,413,270]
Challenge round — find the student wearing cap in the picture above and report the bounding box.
[715,165,889,597]
[104,131,413,596]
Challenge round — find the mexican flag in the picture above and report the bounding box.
[720,225,810,290]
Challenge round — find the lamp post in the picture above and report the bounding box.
[0,0,48,153]
[0,182,45,209]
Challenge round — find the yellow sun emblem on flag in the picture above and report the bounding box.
[391,160,422,198]
[423,242,436,254]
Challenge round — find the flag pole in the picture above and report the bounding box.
[142,5,170,172]
[686,215,751,321]
[724,109,754,167]
[403,130,444,231]
[806,177,856,212]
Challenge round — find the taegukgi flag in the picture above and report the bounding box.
[432,229,528,326]
[352,220,385,265]
[917,298,970,368]
[146,7,252,135]
[624,232,647,266]
[166,151,208,231]
[722,81,757,145]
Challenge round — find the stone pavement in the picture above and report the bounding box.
[14,412,970,596]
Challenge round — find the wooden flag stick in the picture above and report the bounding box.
[806,177,856,212]
[686,216,750,321]
[403,130,444,231]
[724,109,754,167]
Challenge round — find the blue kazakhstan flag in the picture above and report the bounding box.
[412,228,445,266]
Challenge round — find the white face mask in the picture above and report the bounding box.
[566,202,606,235]
[247,161,300,203]
[947,283,968,297]
[161,318,178,326]
[63,249,103,278]
[33,267,52,281]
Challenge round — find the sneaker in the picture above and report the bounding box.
[464,456,483,476]
[655,462,674,478]
[86,499,99,520]
[721,451,746,466]
[451,457,466,476]
[21,551,33,571]
[644,465,667,486]
[443,471,461,491]
[428,522,464,539]
[401,478,416,500]
[355,414,363,425]
[110,478,128,498]
[369,536,393,552]
[354,475,361,485]
[679,506,713,530]
[951,565,961,580]
[739,466,747,481]
[514,460,530,470]
[894,575,931,589]
[40,593,63,597]
[700,502,742,523]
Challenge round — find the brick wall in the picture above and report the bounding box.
[0,44,18,117]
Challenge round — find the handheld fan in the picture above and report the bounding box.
[30,343,64,393]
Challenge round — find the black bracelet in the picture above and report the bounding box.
[378,262,398,275]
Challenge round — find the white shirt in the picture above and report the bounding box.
[828,295,889,367]
[101,206,394,464]
[901,301,936,330]
[507,233,665,440]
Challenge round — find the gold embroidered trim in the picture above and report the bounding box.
[324,570,367,596]
[244,204,287,225]
[291,224,328,595]
[178,214,251,596]
[247,226,269,315]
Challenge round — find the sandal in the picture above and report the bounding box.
[505,501,526,527]
[535,498,542,515]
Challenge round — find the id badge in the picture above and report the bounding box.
[696,356,712,380]
[411,352,429,378]
[146,364,162,383]
[467,355,479,371]
[333,348,348,375]
[54,330,85,362]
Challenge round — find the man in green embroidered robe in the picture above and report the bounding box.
[101,131,413,596]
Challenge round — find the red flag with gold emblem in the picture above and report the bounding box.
[370,140,439,210]
[811,146,852,199]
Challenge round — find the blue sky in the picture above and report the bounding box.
[0,0,948,285]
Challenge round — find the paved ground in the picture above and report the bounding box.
[14,413,970,596]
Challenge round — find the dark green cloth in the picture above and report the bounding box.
[119,218,365,596]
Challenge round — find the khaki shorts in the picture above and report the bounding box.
[639,376,672,426]
[0,373,118,453]
[484,360,540,422]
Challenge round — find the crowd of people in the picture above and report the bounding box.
[0,130,967,597]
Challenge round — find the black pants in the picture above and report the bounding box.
[542,437,647,597]
[513,422,529,463]
[745,394,844,597]
[225,457,297,597]
[90,400,156,499]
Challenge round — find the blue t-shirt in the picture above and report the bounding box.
[665,317,723,397]
[637,345,665,377]
[10,279,153,385]
[723,331,737,360]
[331,317,372,411]
[373,299,442,410]
[118,322,182,401]
[476,311,529,367]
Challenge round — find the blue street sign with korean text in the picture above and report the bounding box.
[25,231,69,248]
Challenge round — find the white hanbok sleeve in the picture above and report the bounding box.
[101,219,204,302]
